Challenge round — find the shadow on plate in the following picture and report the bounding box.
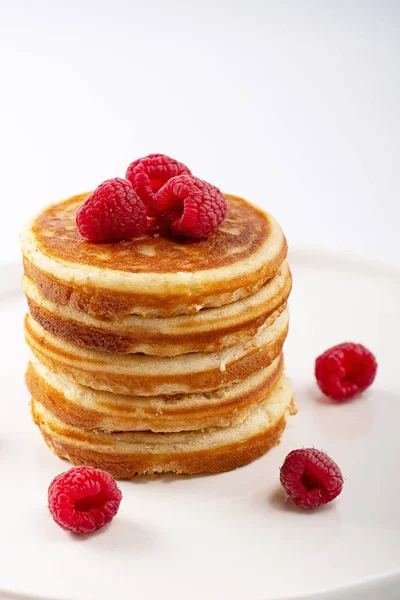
[131,471,213,484]
[268,486,334,514]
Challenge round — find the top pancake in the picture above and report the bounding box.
[21,192,287,318]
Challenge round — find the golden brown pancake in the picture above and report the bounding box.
[25,309,289,396]
[21,193,287,318]
[26,355,284,432]
[31,375,295,478]
[23,262,292,355]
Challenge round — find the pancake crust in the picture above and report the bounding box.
[31,375,296,478]
[25,309,289,395]
[24,262,291,355]
[21,193,288,317]
[26,355,284,432]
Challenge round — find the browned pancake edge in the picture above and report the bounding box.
[32,406,293,478]
[26,355,284,432]
[25,314,288,395]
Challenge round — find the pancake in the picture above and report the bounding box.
[26,355,284,432]
[23,262,292,356]
[31,375,295,478]
[21,193,287,318]
[25,308,289,395]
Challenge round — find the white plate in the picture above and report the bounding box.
[1,250,400,600]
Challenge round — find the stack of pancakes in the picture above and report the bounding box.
[21,193,295,478]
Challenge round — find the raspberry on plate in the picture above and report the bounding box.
[126,153,191,216]
[76,177,147,242]
[280,448,343,509]
[315,342,377,402]
[48,466,122,534]
[153,174,228,239]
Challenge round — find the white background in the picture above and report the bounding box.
[0,5,400,599]
[0,0,399,264]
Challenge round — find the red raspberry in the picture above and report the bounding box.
[125,154,191,216]
[76,178,147,242]
[315,342,377,402]
[153,175,228,239]
[280,448,343,509]
[48,466,122,534]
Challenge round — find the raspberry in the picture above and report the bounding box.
[76,178,147,242]
[280,448,343,509]
[315,342,377,401]
[126,154,191,216]
[153,175,228,239]
[48,466,122,534]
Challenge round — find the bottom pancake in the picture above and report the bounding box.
[31,375,295,478]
